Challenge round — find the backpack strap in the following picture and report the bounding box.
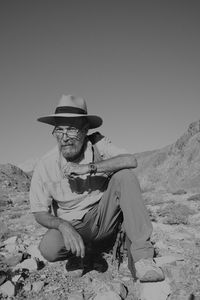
[88,132,103,163]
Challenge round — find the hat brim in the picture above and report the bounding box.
[37,113,103,129]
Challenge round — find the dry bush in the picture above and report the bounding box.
[157,203,195,225]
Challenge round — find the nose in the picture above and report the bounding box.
[62,133,70,141]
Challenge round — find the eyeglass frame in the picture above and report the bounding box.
[52,125,88,139]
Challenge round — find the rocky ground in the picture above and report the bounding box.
[2,120,200,299]
[1,188,200,299]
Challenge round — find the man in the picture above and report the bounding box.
[30,94,164,282]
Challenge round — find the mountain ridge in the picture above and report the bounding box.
[135,119,200,193]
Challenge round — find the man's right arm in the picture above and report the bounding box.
[30,162,85,257]
[33,211,85,258]
[33,211,65,230]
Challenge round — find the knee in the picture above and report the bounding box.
[39,229,63,262]
[39,241,56,262]
[112,169,138,183]
[110,169,141,191]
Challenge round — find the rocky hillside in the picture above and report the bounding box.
[135,120,200,193]
[0,164,31,192]
[18,158,38,174]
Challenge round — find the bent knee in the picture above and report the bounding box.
[111,169,141,190]
[38,229,64,262]
[39,239,59,262]
[112,169,138,181]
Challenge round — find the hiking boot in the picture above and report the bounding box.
[65,256,84,277]
[135,258,165,282]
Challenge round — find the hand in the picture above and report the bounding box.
[63,162,89,178]
[58,221,85,258]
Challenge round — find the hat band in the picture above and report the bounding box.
[55,106,87,115]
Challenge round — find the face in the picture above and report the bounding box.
[53,119,89,161]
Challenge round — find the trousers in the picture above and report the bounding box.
[39,169,154,265]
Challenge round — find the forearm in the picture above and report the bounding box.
[33,211,67,230]
[34,211,85,257]
[94,154,137,174]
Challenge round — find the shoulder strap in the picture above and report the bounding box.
[88,132,103,163]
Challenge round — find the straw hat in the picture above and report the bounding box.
[37,94,103,129]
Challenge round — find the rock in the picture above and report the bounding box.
[5,243,17,253]
[139,280,171,300]
[68,292,84,300]
[154,255,184,267]
[91,278,110,294]
[23,282,32,292]
[14,258,38,271]
[12,274,21,283]
[93,290,121,300]
[0,280,15,297]
[32,280,44,293]
[3,236,18,245]
[27,244,47,262]
[90,278,127,299]
[4,253,23,266]
[64,268,83,278]
[109,281,128,299]
[3,236,18,253]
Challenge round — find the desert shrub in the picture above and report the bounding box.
[172,189,187,195]
[157,203,195,225]
[187,194,200,201]
[9,212,23,219]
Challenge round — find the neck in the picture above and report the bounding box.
[67,151,84,163]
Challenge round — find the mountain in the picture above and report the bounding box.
[0,163,31,192]
[18,158,38,173]
[135,120,200,193]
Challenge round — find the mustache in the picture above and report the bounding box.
[61,142,74,146]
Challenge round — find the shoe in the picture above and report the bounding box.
[135,258,165,282]
[65,256,84,277]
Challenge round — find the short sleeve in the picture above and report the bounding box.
[94,133,129,159]
[29,162,52,213]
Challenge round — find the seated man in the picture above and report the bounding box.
[30,94,164,282]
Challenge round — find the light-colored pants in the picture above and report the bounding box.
[39,169,154,267]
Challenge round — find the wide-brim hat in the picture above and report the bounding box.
[37,94,103,129]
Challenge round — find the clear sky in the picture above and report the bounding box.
[1,0,200,165]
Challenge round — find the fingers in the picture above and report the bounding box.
[63,162,86,177]
[63,231,85,258]
[59,222,85,258]
[76,235,85,258]
[72,234,85,258]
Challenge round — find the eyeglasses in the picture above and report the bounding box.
[52,126,84,139]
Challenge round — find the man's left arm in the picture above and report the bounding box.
[63,154,137,177]
[91,154,137,173]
